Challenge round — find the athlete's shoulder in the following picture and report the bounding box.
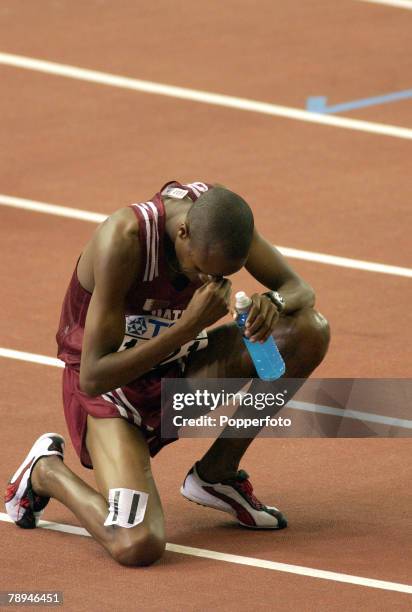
[91,207,142,285]
[106,206,140,237]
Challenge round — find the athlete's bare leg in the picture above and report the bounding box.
[31,417,165,566]
[184,306,330,482]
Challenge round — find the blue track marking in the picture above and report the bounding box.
[306,88,412,114]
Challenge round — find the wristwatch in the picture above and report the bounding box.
[263,290,286,314]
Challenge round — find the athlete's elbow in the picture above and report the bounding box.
[306,285,316,308]
[79,369,101,397]
[80,371,119,397]
[79,378,97,397]
[298,279,315,309]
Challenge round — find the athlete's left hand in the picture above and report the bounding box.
[234,293,280,343]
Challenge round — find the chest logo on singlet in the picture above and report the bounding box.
[119,314,208,367]
[128,317,148,335]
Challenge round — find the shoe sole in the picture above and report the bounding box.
[180,486,287,530]
[5,432,65,528]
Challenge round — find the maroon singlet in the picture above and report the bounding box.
[56,180,212,468]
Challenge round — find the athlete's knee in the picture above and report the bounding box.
[111,527,166,567]
[104,487,165,566]
[294,307,331,370]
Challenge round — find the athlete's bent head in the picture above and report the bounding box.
[175,185,254,282]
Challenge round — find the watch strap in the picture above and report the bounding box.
[263,290,285,313]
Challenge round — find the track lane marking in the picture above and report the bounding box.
[289,399,412,430]
[357,0,412,9]
[306,88,412,114]
[0,194,106,223]
[0,52,412,139]
[0,348,64,368]
[1,347,411,429]
[1,194,411,278]
[0,513,411,593]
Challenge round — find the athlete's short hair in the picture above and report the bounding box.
[186,186,254,260]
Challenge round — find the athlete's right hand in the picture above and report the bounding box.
[178,278,232,336]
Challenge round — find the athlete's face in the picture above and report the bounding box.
[175,223,245,283]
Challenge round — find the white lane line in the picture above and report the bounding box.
[1,194,411,278]
[0,348,64,368]
[0,512,87,537]
[288,400,412,430]
[1,347,411,430]
[167,544,412,594]
[357,0,412,9]
[1,53,412,140]
[0,194,106,223]
[0,513,410,593]
[277,246,412,278]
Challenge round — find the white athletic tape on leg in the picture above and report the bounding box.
[104,488,149,529]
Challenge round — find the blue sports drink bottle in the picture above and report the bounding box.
[235,291,285,381]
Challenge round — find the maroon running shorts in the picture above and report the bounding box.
[62,364,182,469]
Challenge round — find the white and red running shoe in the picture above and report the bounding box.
[181,463,287,529]
[4,433,65,529]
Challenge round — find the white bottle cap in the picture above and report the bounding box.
[235,291,252,310]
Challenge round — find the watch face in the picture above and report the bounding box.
[264,291,284,311]
[271,291,285,311]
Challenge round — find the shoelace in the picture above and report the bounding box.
[18,497,31,509]
[227,470,265,511]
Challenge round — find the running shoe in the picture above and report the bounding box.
[181,463,287,529]
[4,433,65,529]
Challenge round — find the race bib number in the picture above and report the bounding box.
[119,315,208,367]
[161,186,189,200]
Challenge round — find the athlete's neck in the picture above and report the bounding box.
[163,198,192,289]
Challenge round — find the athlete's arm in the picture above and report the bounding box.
[245,228,315,311]
[80,214,231,396]
[242,228,315,341]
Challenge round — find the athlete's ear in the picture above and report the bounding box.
[177,222,190,240]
